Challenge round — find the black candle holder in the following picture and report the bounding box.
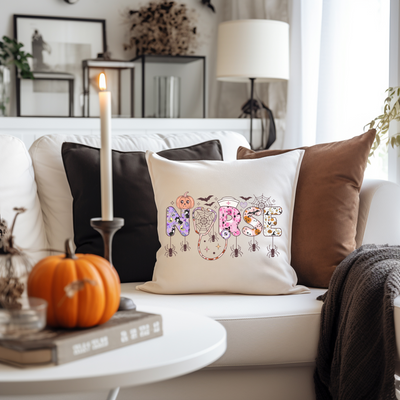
[90,217,136,311]
[90,218,124,265]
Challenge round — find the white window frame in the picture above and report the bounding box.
[389,0,400,183]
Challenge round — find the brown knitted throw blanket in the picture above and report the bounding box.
[314,244,400,400]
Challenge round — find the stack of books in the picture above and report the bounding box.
[0,310,162,368]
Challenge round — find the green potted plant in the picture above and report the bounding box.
[0,36,34,116]
[366,86,400,158]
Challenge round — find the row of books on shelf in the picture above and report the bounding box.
[0,310,163,368]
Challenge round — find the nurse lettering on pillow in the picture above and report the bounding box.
[165,193,283,261]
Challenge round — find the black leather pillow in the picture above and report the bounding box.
[61,140,224,283]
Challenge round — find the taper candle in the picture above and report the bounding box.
[99,73,113,221]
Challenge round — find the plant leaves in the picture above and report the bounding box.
[366,85,400,159]
[0,35,33,78]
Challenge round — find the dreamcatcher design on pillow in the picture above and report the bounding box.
[193,206,224,260]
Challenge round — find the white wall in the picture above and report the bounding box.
[0,0,220,117]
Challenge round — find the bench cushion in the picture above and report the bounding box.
[123,283,325,367]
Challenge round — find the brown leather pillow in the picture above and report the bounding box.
[237,130,376,288]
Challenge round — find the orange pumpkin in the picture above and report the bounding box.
[27,239,120,328]
[176,192,195,209]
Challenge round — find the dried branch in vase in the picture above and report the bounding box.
[124,1,198,56]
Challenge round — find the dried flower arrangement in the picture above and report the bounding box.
[0,208,32,309]
[124,1,198,56]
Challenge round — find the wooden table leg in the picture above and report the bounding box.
[106,387,120,400]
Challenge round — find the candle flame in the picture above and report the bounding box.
[99,73,107,90]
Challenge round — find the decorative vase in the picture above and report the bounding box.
[0,208,33,309]
[154,76,180,118]
[0,66,11,117]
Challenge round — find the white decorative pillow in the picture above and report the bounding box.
[137,150,309,295]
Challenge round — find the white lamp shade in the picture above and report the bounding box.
[216,19,289,83]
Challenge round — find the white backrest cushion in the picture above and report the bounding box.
[29,131,249,251]
[0,135,48,262]
[357,179,400,247]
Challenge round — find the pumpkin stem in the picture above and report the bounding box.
[64,239,77,259]
[184,191,189,197]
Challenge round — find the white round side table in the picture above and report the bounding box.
[0,305,227,399]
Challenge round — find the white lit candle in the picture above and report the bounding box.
[99,72,113,221]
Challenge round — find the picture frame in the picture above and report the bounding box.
[14,14,106,117]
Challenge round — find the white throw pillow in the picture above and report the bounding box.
[137,150,310,295]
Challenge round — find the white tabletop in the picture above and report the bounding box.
[0,305,227,396]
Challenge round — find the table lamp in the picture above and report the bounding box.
[216,19,289,149]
